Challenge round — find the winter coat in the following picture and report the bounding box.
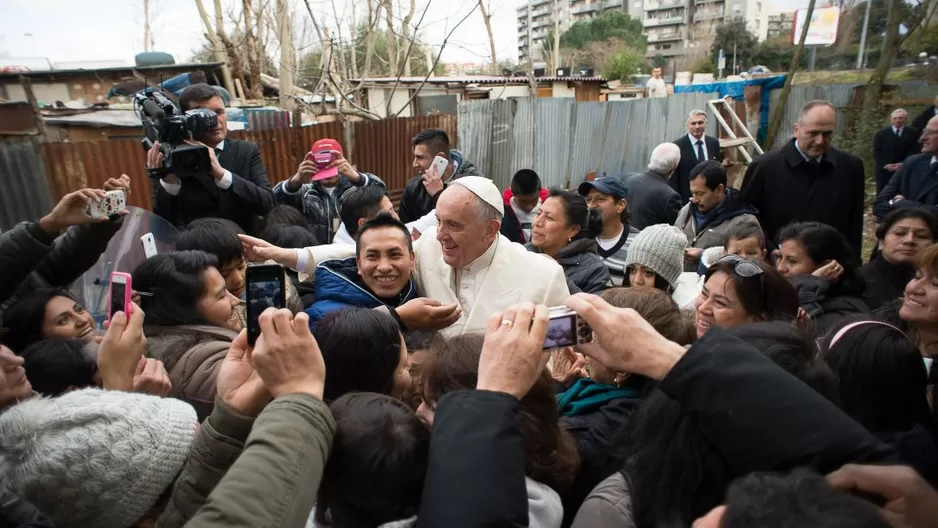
[874,153,938,220]
[740,139,865,258]
[419,390,530,527]
[622,170,682,231]
[398,150,482,224]
[526,239,611,294]
[794,275,871,338]
[161,394,336,528]
[859,255,914,311]
[304,257,418,328]
[144,325,238,422]
[272,172,385,245]
[501,188,549,244]
[876,424,938,487]
[0,219,122,319]
[674,189,760,272]
[911,105,937,133]
[557,379,643,527]
[571,328,897,528]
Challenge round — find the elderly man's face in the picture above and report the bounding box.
[793,105,836,159]
[435,185,499,269]
[891,112,907,128]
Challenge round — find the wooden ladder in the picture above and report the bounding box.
[707,96,764,163]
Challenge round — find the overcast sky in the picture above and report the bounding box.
[0,0,813,67]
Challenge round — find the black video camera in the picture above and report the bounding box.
[136,88,218,177]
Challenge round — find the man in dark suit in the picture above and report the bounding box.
[671,109,722,202]
[873,108,921,193]
[625,142,683,230]
[148,83,274,234]
[874,115,938,220]
[911,95,938,132]
[740,100,866,258]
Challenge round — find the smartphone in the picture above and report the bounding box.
[140,233,158,259]
[431,155,449,177]
[313,151,336,169]
[109,272,133,322]
[86,190,126,220]
[246,264,287,345]
[543,307,592,350]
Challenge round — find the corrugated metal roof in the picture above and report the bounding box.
[353,75,607,85]
[0,62,224,80]
[44,110,141,127]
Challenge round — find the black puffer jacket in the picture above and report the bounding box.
[0,219,122,319]
[795,275,871,338]
[526,239,611,294]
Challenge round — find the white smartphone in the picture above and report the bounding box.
[140,233,158,259]
[86,190,126,219]
[431,155,449,177]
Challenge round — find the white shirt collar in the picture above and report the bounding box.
[215,140,226,151]
[793,140,822,164]
[688,133,704,145]
[461,236,499,274]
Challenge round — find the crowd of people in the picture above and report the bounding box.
[1,83,938,528]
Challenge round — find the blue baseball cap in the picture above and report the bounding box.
[578,176,628,199]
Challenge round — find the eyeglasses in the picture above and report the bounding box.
[717,254,763,278]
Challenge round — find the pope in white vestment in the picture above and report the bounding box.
[292,176,571,337]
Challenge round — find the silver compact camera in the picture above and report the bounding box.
[543,307,593,350]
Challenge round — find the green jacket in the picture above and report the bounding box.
[158,394,335,528]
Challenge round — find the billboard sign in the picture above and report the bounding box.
[792,6,841,46]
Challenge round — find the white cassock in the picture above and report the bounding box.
[297,228,570,337]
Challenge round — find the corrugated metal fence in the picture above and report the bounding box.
[456,93,718,191]
[12,114,455,221]
[0,138,53,230]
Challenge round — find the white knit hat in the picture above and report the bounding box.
[623,224,687,288]
[0,388,198,528]
[451,176,505,215]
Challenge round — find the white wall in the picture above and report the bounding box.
[3,82,70,103]
[366,88,390,118]
[552,81,576,98]
[491,85,531,99]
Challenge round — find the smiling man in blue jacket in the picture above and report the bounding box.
[305,213,418,329]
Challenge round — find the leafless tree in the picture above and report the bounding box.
[242,0,264,99]
[276,0,296,110]
[478,0,497,72]
[194,0,237,99]
[763,0,817,149]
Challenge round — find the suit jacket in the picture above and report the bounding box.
[151,139,275,234]
[671,134,722,202]
[873,125,921,193]
[873,154,938,220]
[624,170,683,230]
[911,106,937,133]
[740,139,865,258]
[300,231,570,337]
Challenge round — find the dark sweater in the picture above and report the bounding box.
[859,256,914,311]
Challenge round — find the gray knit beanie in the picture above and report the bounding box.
[0,388,197,528]
[623,224,687,288]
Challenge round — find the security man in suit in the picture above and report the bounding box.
[873,108,921,194]
[148,83,274,234]
[671,109,722,203]
[874,114,938,220]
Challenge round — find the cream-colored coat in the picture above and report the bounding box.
[300,227,571,337]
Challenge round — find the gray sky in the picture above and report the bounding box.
[0,0,812,68]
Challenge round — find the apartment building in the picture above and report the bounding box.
[518,0,644,64]
[766,11,795,39]
[643,0,768,68]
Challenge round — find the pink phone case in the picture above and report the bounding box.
[109,272,133,322]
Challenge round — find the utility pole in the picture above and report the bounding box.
[733,41,737,75]
[856,0,872,69]
[143,0,154,51]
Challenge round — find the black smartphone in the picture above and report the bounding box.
[246,264,287,345]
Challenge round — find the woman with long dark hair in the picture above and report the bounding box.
[860,207,938,310]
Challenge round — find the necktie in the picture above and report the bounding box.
[696,140,705,162]
[896,128,901,137]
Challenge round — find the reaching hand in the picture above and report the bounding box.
[38,189,110,233]
[252,309,325,400]
[394,298,462,331]
[132,357,172,397]
[216,329,272,416]
[97,303,147,392]
[564,293,686,381]
[551,347,588,386]
[477,303,550,400]
[238,234,299,268]
[827,464,938,528]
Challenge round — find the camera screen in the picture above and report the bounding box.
[544,314,576,349]
[248,278,284,341]
[110,282,126,319]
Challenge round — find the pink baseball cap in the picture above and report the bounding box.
[312,138,344,156]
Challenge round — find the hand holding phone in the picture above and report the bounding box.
[246,264,287,345]
[423,155,448,195]
[109,272,133,323]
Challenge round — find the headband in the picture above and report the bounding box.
[828,320,911,349]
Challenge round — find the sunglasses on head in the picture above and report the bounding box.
[717,254,763,278]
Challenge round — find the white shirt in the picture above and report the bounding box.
[646,77,667,98]
[159,140,232,196]
[894,127,903,136]
[510,197,540,243]
[453,237,499,310]
[793,141,823,164]
[688,133,708,161]
[597,226,625,251]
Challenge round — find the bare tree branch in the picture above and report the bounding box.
[478,0,497,73]
[194,0,237,98]
[385,0,433,116]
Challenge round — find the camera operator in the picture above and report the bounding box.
[147,83,274,234]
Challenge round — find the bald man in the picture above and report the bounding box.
[740,100,866,257]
